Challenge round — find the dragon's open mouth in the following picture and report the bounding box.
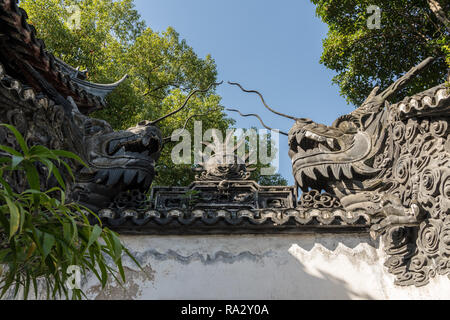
[289,128,342,158]
[85,130,162,191]
[288,121,376,191]
[289,128,343,190]
[107,133,161,158]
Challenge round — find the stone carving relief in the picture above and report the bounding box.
[1,1,450,288]
[0,61,163,211]
[229,58,450,287]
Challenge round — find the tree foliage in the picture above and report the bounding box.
[0,125,139,300]
[311,0,450,106]
[21,0,286,186]
[21,0,221,127]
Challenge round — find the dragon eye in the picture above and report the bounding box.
[84,120,112,135]
[87,126,102,135]
[339,121,358,133]
[333,115,359,133]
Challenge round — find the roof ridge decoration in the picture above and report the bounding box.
[194,130,256,181]
[0,0,127,114]
[95,207,372,234]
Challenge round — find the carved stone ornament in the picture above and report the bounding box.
[292,81,450,287]
[236,56,449,287]
[1,1,450,288]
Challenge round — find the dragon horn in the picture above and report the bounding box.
[380,57,434,102]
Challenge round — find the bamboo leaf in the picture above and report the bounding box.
[5,196,20,239]
[52,150,87,167]
[86,224,103,251]
[11,156,24,169]
[0,145,22,157]
[42,233,56,259]
[1,124,28,154]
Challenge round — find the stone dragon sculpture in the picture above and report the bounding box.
[229,58,450,287]
[3,1,450,288]
[0,0,211,211]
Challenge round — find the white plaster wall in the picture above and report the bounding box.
[84,233,450,300]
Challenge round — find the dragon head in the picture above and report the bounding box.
[71,110,163,210]
[287,57,450,219]
[288,104,386,196]
[229,58,449,219]
[70,83,221,210]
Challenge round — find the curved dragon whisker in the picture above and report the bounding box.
[228,81,297,121]
[163,108,222,143]
[151,81,223,125]
[226,108,289,136]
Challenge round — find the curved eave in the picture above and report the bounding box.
[72,74,128,100]
[0,0,126,115]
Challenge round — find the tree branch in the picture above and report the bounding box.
[427,0,450,32]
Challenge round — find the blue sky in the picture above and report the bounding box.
[134,0,353,185]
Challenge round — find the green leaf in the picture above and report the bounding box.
[117,259,126,282]
[0,156,11,164]
[52,150,87,167]
[0,175,13,195]
[86,224,103,251]
[22,162,40,190]
[109,231,123,262]
[0,124,29,154]
[5,196,20,239]
[62,222,73,243]
[0,145,22,157]
[60,159,75,181]
[23,273,31,300]
[49,163,66,190]
[0,249,11,262]
[11,156,24,169]
[22,162,41,207]
[32,277,38,299]
[42,233,56,259]
[37,158,54,180]
[29,145,59,160]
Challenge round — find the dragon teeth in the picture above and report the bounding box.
[95,170,109,183]
[142,136,150,147]
[305,131,326,143]
[410,99,419,109]
[108,140,120,154]
[317,165,329,178]
[437,89,448,102]
[342,164,353,179]
[296,132,304,144]
[297,176,304,189]
[331,165,340,179]
[115,147,126,156]
[124,170,137,185]
[143,176,153,190]
[137,170,147,184]
[421,96,432,109]
[288,149,296,159]
[303,167,317,180]
[107,169,123,186]
[327,138,335,149]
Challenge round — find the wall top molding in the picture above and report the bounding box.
[95,207,374,235]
